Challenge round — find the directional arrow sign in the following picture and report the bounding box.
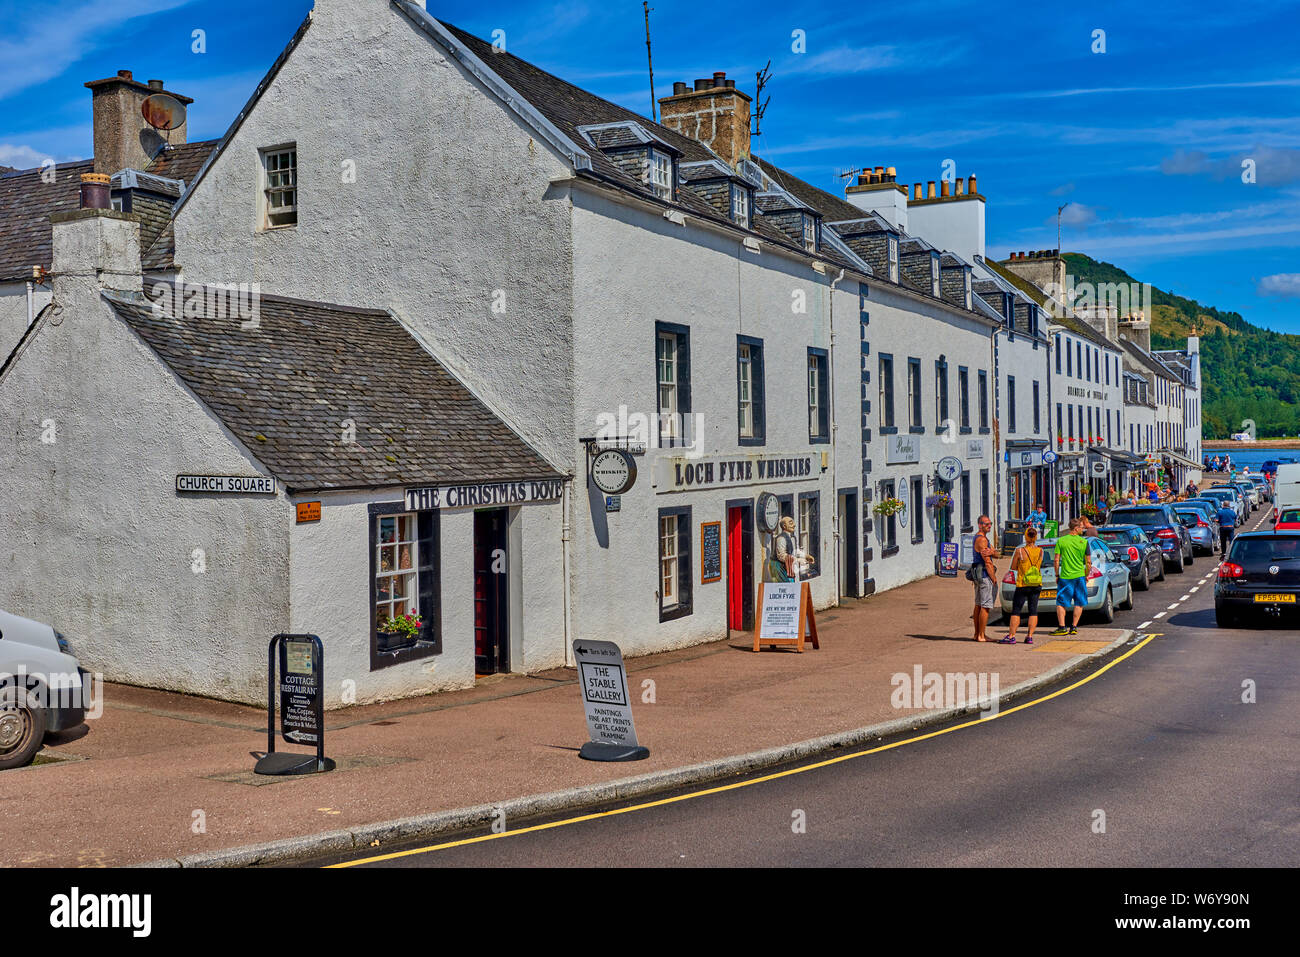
[572,640,640,751]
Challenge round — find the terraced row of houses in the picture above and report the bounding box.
[0,0,1202,706]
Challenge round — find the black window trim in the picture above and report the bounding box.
[737,334,766,447]
[658,504,693,623]
[655,321,691,449]
[808,347,830,445]
[368,501,441,671]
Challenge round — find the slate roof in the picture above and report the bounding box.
[0,160,94,282]
[145,139,220,185]
[753,157,867,223]
[102,286,561,492]
[983,257,1113,348]
[1118,336,1182,384]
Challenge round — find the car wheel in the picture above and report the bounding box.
[1184,547,1194,567]
[1135,566,1150,591]
[0,686,47,771]
[1169,555,1185,574]
[1118,582,1134,610]
[1155,559,1166,581]
[1095,587,1115,623]
[1215,605,1238,628]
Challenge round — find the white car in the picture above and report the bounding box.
[0,608,89,769]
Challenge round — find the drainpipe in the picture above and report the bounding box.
[828,268,845,604]
[561,478,574,667]
[990,324,1001,540]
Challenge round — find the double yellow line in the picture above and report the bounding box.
[330,634,1156,867]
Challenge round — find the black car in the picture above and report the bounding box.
[1214,531,1300,627]
[1097,523,1165,590]
[1108,504,1194,572]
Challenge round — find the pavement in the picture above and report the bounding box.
[2,567,1133,868]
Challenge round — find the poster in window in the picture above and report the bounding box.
[700,521,722,583]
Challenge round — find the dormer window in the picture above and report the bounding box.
[802,214,819,252]
[888,235,899,282]
[730,184,750,228]
[649,149,674,200]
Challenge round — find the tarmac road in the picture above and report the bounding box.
[320,507,1298,868]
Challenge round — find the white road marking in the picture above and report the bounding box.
[1180,594,1191,600]
[1167,603,1181,610]
[1155,612,1166,618]
[1138,620,1152,628]
[1189,587,1199,593]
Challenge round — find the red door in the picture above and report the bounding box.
[727,507,745,630]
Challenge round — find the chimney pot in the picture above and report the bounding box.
[148,79,164,91]
[79,172,112,209]
[886,166,896,181]
[913,183,922,200]
[940,180,950,198]
[694,78,711,91]
[968,174,977,195]
[955,179,966,195]
[874,166,884,176]
[117,70,133,80]
[926,181,936,199]
[673,81,688,95]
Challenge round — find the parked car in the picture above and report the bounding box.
[1274,507,1300,531]
[999,536,1134,623]
[1273,463,1300,524]
[1247,475,1272,503]
[1206,485,1248,523]
[1232,480,1260,510]
[1108,504,1194,572]
[0,608,89,769]
[1196,489,1243,526]
[1172,505,1218,556]
[1215,531,1300,627]
[1096,524,1165,590]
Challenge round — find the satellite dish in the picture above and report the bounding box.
[141,94,186,131]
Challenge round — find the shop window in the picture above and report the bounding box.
[656,322,691,447]
[737,336,766,446]
[658,506,692,622]
[798,491,821,578]
[369,504,439,669]
[808,348,829,443]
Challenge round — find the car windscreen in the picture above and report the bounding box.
[1200,490,1233,502]
[1279,509,1300,523]
[1229,537,1300,563]
[1110,508,1166,526]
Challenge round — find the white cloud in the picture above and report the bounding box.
[0,144,55,170]
[1258,273,1300,297]
[0,0,196,100]
[1053,203,1097,227]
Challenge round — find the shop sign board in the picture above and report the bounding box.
[572,640,647,761]
[176,474,275,494]
[655,452,816,493]
[700,521,722,583]
[753,581,819,652]
[405,478,565,511]
[886,433,920,465]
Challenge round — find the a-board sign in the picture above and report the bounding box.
[254,633,334,776]
[572,640,648,761]
[938,541,959,577]
[700,521,722,583]
[296,501,321,523]
[753,581,819,652]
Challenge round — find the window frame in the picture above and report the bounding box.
[737,335,766,446]
[730,184,750,228]
[907,357,923,433]
[655,322,691,448]
[368,502,440,671]
[807,347,830,444]
[658,505,693,622]
[1033,380,1041,434]
[648,148,675,200]
[879,352,896,433]
[977,370,989,433]
[935,357,949,431]
[880,479,898,554]
[1007,374,1017,435]
[958,366,970,432]
[797,491,821,579]
[911,475,925,544]
[260,144,298,230]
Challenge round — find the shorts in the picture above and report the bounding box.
[1057,576,1088,610]
[974,574,997,609]
[1011,586,1041,616]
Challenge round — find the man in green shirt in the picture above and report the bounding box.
[1051,517,1093,636]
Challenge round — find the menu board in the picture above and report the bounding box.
[700,521,722,583]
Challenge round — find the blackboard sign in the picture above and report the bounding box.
[700,521,722,583]
[254,633,334,776]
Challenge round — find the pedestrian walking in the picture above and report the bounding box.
[969,514,998,642]
[1002,526,1043,644]
[1051,517,1092,636]
[1217,502,1237,555]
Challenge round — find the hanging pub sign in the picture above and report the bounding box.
[405,478,565,511]
[753,581,819,653]
[254,633,334,776]
[756,492,781,534]
[937,456,962,482]
[590,448,637,495]
[176,473,275,495]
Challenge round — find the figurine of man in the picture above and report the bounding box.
[770,516,816,581]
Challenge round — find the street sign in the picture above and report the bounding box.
[753,581,819,652]
[254,634,334,775]
[572,640,648,762]
[1043,450,1058,464]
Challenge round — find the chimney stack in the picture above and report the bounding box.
[659,72,751,168]
[85,70,192,174]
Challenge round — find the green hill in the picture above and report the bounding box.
[1062,253,1300,439]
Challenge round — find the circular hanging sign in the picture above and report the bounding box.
[1091,460,1108,476]
[756,492,781,534]
[936,456,962,482]
[590,448,636,495]
[1042,450,1058,464]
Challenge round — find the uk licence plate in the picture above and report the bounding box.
[1040,590,1057,599]
[1253,593,1295,603]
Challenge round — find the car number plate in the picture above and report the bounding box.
[1040,590,1057,599]
[1253,593,1295,603]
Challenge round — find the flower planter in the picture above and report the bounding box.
[377,630,410,653]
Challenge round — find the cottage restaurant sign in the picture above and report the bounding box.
[655,451,817,493]
[176,473,275,494]
[406,478,565,511]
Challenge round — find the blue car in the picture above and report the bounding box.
[999,536,1134,623]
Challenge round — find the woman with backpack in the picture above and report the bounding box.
[1001,525,1043,644]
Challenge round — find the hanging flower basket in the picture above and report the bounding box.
[924,492,952,511]
[1056,491,1072,503]
[1082,502,1099,519]
[873,496,906,517]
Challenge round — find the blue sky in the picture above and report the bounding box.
[4,0,1299,331]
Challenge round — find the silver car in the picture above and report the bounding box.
[999,536,1134,624]
[1173,506,1217,555]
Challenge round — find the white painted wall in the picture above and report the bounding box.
[172,0,575,467]
[907,197,985,262]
